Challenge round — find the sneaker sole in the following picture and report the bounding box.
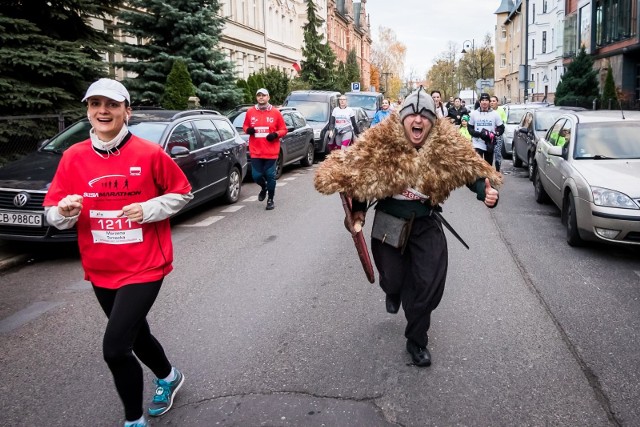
[148,373,185,417]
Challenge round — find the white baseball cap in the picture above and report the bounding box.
[82,78,131,104]
[256,88,269,96]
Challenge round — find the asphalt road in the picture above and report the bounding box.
[0,160,638,426]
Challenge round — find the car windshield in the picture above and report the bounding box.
[345,95,377,110]
[41,120,91,153]
[284,101,329,122]
[507,109,527,124]
[575,122,640,159]
[40,120,169,153]
[128,122,168,143]
[535,110,565,132]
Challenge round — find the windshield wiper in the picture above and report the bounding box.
[592,155,610,159]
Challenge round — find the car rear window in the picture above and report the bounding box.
[507,109,526,124]
[575,122,640,159]
[535,110,565,132]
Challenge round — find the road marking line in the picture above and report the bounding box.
[283,177,296,181]
[221,205,244,213]
[180,216,224,227]
[243,196,258,202]
[0,301,62,334]
[276,182,288,187]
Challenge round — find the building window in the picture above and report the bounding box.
[501,26,507,39]
[542,31,547,53]
[501,53,506,68]
[532,3,536,24]
[543,0,548,13]
[531,39,535,59]
[596,0,638,47]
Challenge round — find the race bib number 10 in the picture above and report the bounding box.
[90,210,143,244]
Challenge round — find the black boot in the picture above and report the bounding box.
[385,294,401,314]
[406,339,431,367]
[266,199,275,210]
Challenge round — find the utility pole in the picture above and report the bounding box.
[523,0,529,102]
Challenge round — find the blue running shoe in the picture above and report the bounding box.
[124,416,148,427]
[148,368,184,417]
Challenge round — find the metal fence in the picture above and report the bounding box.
[0,113,81,167]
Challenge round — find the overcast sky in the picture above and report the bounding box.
[362,0,501,78]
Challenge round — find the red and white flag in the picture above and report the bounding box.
[292,62,301,73]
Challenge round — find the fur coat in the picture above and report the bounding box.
[314,113,503,205]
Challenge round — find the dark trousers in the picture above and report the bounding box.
[371,215,448,347]
[251,158,277,199]
[93,280,172,421]
[475,147,494,166]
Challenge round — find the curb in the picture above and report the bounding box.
[0,254,31,272]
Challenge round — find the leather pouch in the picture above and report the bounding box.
[371,210,414,253]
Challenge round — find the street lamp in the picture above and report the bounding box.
[461,39,476,105]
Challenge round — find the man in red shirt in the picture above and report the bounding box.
[242,88,287,210]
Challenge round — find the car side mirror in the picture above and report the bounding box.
[547,145,563,157]
[170,145,190,157]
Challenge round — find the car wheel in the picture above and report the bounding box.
[565,194,585,247]
[501,140,510,159]
[275,152,283,180]
[527,153,535,180]
[224,166,242,204]
[512,142,523,168]
[300,142,314,166]
[534,167,549,204]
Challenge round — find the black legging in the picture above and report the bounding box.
[93,280,172,421]
[474,147,494,166]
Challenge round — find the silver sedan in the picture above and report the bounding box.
[533,110,640,246]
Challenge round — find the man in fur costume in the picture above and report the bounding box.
[314,87,502,367]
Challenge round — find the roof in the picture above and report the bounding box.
[345,91,382,96]
[495,0,514,14]
[129,109,223,122]
[572,110,640,123]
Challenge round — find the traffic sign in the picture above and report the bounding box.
[351,82,361,92]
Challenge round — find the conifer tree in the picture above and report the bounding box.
[555,47,599,108]
[600,66,617,109]
[345,49,361,90]
[162,59,196,110]
[0,0,119,116]
[301,0,337,90]
[117,0,241,109]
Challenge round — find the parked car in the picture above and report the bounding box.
[512,106,586,179]
[502,102,548,158]
[228,106,315,179]
[0,110,248,242]
[282,90,341,155]
[352,106,372,135]
[533,110,640,247]
[345,91,383,120]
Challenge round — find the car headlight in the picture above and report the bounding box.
[313,129,321,139]
[592,187,639,209]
